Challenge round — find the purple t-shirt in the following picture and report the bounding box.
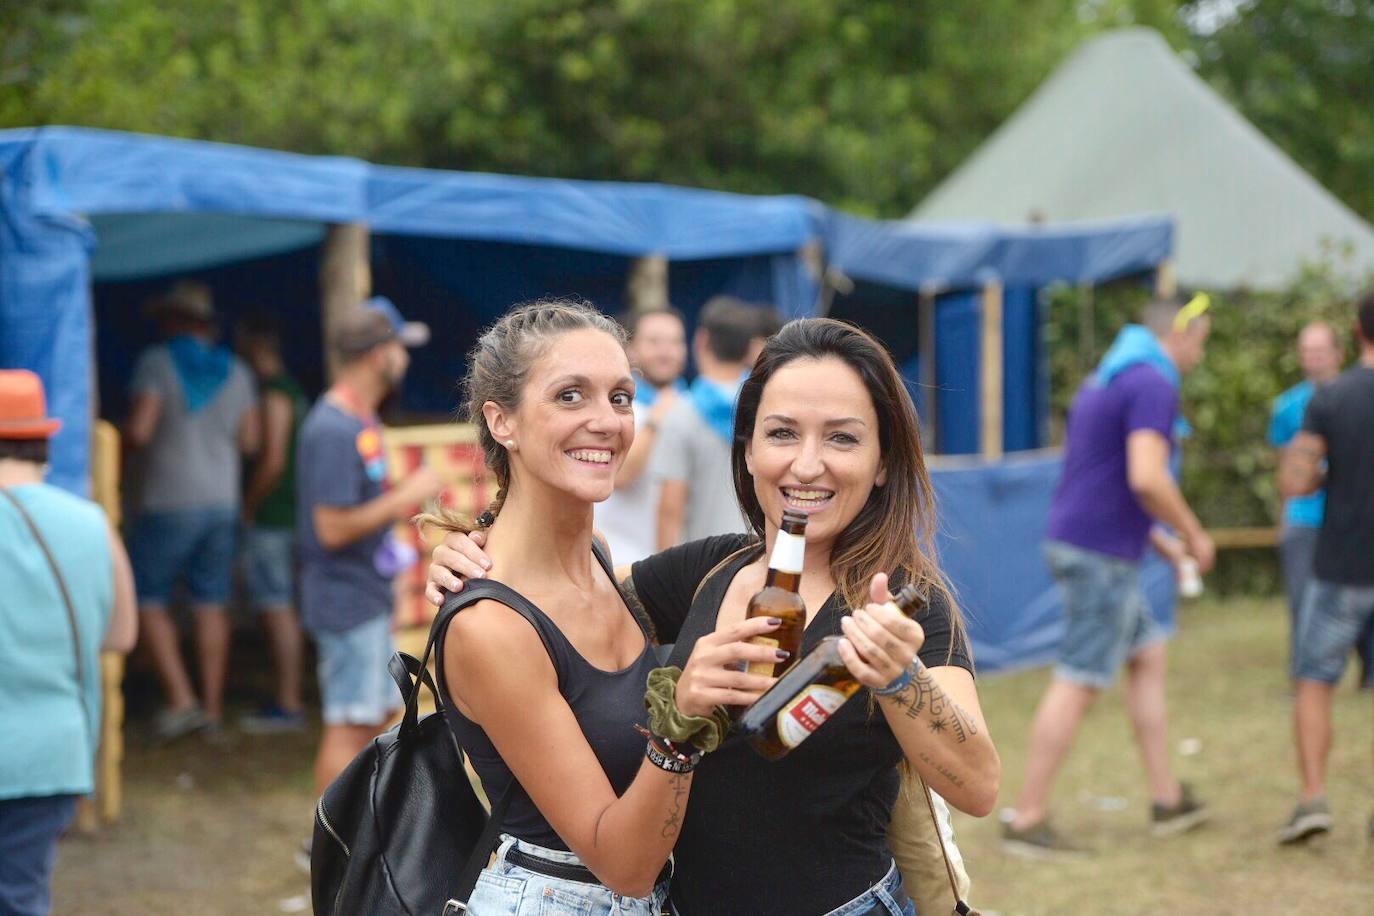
[1046,363,1179,561]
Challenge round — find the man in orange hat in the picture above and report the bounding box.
[0,370,137,915]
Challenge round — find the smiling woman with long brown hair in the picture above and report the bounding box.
[430,316,999,916]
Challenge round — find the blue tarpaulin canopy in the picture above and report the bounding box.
[0,126,1175,674]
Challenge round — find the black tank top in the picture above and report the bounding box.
[437,543,657,851]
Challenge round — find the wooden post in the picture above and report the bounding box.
[320,223,372,381]
[76,420,127,831]
[626,253,669,313]
[917,286,939,451]
[980,280,1004,459]
[1154,259,1177,299]
[1077,281,1096,378]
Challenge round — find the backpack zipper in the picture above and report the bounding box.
[316,797,351,858]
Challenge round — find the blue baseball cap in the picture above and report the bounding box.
[333,296,430,357]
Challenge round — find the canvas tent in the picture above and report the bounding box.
[912,27,1374,290]
[1,126,1177,673]
[0,127,824,495]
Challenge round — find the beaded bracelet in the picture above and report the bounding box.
[635,723,703,774]
[874,656,924,697]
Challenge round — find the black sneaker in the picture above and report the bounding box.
[1278,797,1333,845]
[1151,782,1209,837]
[1001,817,1091,860]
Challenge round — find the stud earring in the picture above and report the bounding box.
[505,439,515,450]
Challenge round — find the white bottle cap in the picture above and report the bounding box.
[1178,558,1203,599]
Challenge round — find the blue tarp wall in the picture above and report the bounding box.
[821,212,1177,673]
[0,127,1176,674]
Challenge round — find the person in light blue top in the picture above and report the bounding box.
[0,370,137,916]
[1268,322,1349,676]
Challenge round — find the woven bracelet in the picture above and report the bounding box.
[874,657,924,697]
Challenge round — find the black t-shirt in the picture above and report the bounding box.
[1303,365,1374,586]
[630,535,972,916]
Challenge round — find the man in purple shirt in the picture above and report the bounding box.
[1004,297,1216,858]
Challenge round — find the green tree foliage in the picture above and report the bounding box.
[2,0,1176,217]
[1189,0,1374,224]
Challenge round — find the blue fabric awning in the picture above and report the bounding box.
[824,210,1173,289]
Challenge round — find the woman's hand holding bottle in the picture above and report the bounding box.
[836,572,927,690]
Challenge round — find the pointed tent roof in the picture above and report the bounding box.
[910,27,1374,290]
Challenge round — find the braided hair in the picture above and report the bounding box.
[415,298,627,535]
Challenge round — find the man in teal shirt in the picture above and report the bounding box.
[1268,321,1371,683]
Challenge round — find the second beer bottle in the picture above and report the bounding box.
[743,509,808,679]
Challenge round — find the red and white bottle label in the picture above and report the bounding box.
[777,684,846,748]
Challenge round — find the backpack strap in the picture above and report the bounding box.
[0,487,94,744]
[690,543,759,607]
[419,577,562,906]
[915,773,976,915]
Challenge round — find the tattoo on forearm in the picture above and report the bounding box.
[918,750,965,789]
[660,773,689,839]
[886,667,979,743]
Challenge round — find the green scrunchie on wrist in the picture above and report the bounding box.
[644,666,732,753]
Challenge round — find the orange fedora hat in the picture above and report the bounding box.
[0,370,63,439]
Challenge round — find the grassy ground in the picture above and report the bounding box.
[955,595,1374,915]
[52,595,1372,914]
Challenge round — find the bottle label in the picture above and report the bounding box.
[768,530,805,575]
[746,636,780,677]
[777,684,846,748]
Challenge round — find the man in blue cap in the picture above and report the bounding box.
[297,297,441,832]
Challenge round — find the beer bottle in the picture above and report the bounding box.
[742,509,808,679]
[738,583,925,760]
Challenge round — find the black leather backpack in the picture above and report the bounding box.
[310,579,546,915]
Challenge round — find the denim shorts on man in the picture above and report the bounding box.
[241,524,295,610]
[315,613,397,726]
[128,507,238,604]
[1045,540,1166,689]
[1293,579,1374,683]
[467,834,669,916]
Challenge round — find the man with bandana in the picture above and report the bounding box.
[124,281,259,741]
[1003,295,1216,858]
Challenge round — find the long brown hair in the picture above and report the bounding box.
[416,298,626,535]
[731,318,963,643]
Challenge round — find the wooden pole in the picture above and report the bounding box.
[320,223,372,382]
[1154,259,1177,299]
[626,253,669,313]
[980,280,1004,459]
[1077,281,1095,378]
[917,287,939,451]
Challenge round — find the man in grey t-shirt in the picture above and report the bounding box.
[653,297,758,548]
[123,281,259,738]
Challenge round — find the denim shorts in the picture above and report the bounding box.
[1293,578,1374,684]
[1045,540,1166,689]
[466,834,669,916]
[241,524,295,610]
[314,614,397,726]
[128,507,238,605]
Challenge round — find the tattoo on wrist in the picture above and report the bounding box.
[660,773,690,839]
[884,667,979,743]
